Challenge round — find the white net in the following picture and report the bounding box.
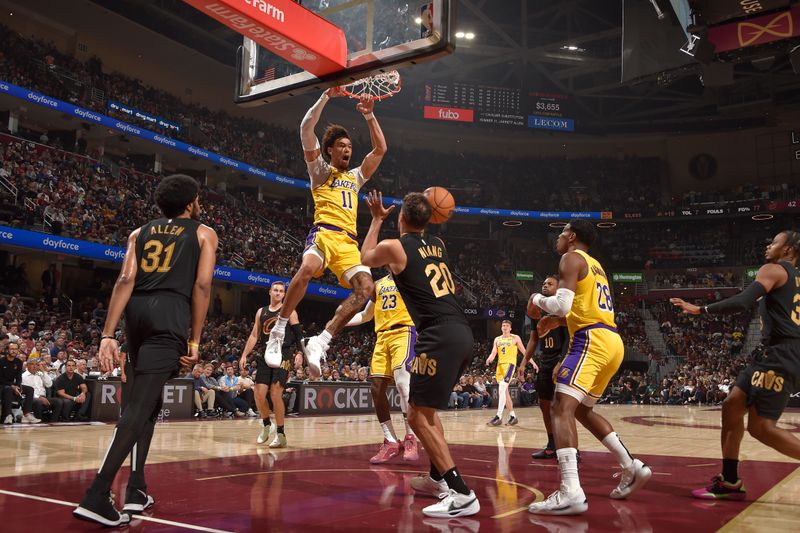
[340,70,401,101]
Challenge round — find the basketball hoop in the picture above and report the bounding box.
[338,70,401,101]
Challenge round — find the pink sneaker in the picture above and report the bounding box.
[402,434,419,461]
[370,439,401,464]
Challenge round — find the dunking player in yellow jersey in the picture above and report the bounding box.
[528,219,651,515]
[264,88,387,378]
[486,320,531,426]
[346,274,419,463]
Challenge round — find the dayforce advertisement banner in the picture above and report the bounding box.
[0,80,605,221]
[107,100,181,133]
[0,225,350,299]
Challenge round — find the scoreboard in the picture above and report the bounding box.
[423,82,575,131]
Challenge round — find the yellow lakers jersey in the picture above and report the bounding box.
[374,275,414,333]
[312,166,361,237]
[566,249,617,335]
[496,335,518,365]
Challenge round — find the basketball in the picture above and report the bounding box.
[424,186,455,224]
[526,297,542,319]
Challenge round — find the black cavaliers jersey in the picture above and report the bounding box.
[134,218,200,300]
[759,261,800,345]
[535,317,568,367]
[258,306,294,351]
[393,233,467,330]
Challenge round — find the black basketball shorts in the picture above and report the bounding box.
[409,322,474,410]
[125,292,190,376]
[536,364,557,402]
[255,348,293,387]
[734,341,800,420]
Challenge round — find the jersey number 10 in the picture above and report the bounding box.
[596,282,614,312]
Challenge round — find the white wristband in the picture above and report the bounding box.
[363,112,375,121]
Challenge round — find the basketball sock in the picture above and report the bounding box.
[273,317,288,335]
[602,432,634,468]
[319,329,332,344]
[381,421,398,443]
[262,417,271,427]
[496,381,509,417]
[402,414,415,438]
[277,425,285,435]
[509,410,517,419]
[546,432,555,449]
[722,459,739,483]
[556,447,581,492]
[443,467,470,496]
[430,462,443,481]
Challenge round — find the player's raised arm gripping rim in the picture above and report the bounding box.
[360,190,480,518]
[671,230,800,501]
[527,219,651,516]
[264,89,387,379]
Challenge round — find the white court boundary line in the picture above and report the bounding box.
[0,489,234,533]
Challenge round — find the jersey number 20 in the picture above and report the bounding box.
[140,240,175,273]
[426,263,455,298]
[596,282,614,312]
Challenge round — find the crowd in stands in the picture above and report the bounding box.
[649,270,739,289]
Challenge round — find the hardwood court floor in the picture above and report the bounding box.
[1,404,798,532]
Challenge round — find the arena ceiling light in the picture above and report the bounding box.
[752,214,774,221]
[414,17,422,24]
[455,31,475,40]
[548,222,568,228]
[597,222,617,228]
[502,220,522,227]
[561,45,585,52]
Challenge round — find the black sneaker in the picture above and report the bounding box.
[123,487,155,513]
[73,490,131,527]
[487,416,502,426]
[506,416,519,426]
[531,448,557,459]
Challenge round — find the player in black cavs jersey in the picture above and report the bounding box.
[671,230,800,501]
[519,275,569,459]
[240,281,303,449]
[73,175,218,526]
[360,191,479,518]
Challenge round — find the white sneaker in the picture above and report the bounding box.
[269,432,287,449]
[246,408,257,417]
[422,489,480,518]
[610,458,652,499]
[528,488,588,515]
[411,475,450,499]
[264,329,285,368]
[257,423,277,444]
[301,336,328,379]
[22,413,41,424]
[2,415,12,425]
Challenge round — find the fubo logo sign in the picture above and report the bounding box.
[424,106,474,123]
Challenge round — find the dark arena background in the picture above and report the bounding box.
[1,0,800,531]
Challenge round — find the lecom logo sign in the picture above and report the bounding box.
[424,106,474,123]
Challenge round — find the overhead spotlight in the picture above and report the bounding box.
[561,45,585,52]
[502,220,522,227]
[455,31,465,38]
[649,0,665,20]
[752,213,774,221]
[596,222,617,229]
[681,34,715,64]
[465,32,475,40]
[414,17,422,24]
[548,221,568,228]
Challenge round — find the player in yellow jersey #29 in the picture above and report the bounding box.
[264,88,387,378]
[527,219,651,516]
[346,274,419,463]
[486,320,532,427]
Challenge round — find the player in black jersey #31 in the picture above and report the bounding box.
[360,191,480,519]
[671,230,800,501]
[73,175,218,527]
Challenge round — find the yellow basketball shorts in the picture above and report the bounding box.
[496,362,516,384]
[556,324,623,405]
[304,225,367,288]
[370,326,417,379]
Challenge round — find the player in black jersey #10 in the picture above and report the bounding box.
[360,191,480,519]
[73,175,218,527]
[671,230,800,501]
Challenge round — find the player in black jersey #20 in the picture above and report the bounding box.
[360,191,480,519]
[671,230,800,501]
[73,175,218,527]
